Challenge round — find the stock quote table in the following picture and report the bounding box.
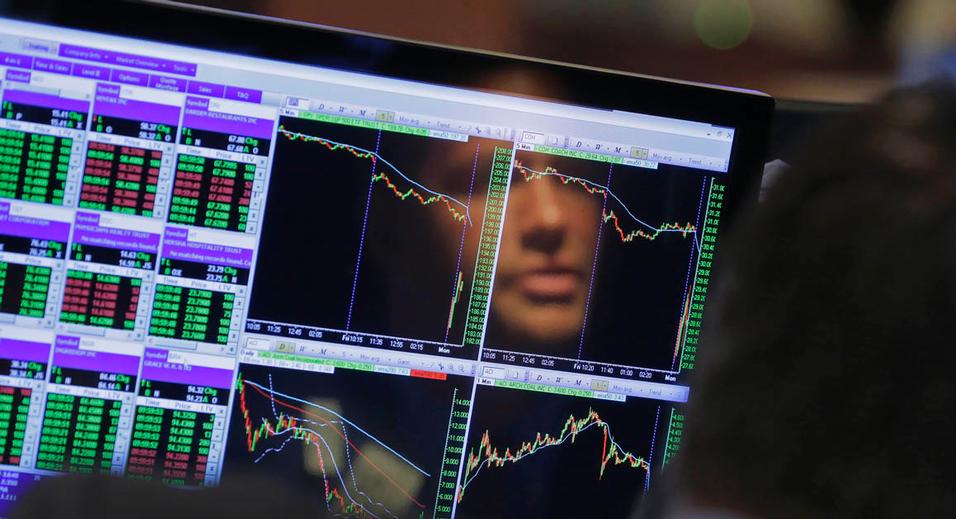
[169,154,255,232]
[126,347,233,487]
[35,392,123,474]
[148,285,234,345]
[80,142,163,217]
[0,129,71,206]
[127,406,215,485]
[59,270,140,331]
[0,385,31,466]
[0,263,50,318]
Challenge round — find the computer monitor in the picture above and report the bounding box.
[0,2,773,517]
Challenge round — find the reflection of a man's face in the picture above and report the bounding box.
[419,68,602,351]
[427,151,602,350]
[491,166,601,346]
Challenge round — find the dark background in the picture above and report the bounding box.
[174,0,951,104]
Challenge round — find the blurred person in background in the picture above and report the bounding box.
[9,474,327,519]
[646,80,956,518]
[892,0,956,82]
[480,152,601,353]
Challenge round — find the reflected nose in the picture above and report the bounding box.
[519,177,568,254]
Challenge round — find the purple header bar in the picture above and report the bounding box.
[0,201,71,242]
[94,88,181,126]
[0,52,33,69]
[140,348,233,389]
[187,80,224,98]
[71,212,162,254]
[161,227,253,269]
[149,75,187,93]
[5,70,30,84]
[0,337,51,364]
[33,57,72,76]
[72,63,110,80]
[182,96,274,139]
[52,335,141,376]
[224,86,262,104]
[110,68,149,87]
[59,44,197,77]
[2,89,89,113]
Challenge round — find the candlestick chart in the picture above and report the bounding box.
[248,115,510,351]
[278,128,472,225]
[483,149,712,370]
[454,385,664,519]
[513,161,698,246]
[224,363,473,519]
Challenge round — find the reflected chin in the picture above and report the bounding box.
[496,303,584,353]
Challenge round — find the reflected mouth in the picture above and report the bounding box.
[516,268,582,303]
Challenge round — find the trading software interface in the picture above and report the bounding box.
[0,18,736,519]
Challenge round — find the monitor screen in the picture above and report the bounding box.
[0,6,766,518]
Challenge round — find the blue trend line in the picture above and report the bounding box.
[279,128,473,226]
[256,425,393,519]
[244,378,432,478]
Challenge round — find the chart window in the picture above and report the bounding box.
[245,107,513,360]
[225,357,472,519]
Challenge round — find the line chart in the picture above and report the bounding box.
[279,126,472,226]
[514,161,698,249]
[457,407,649,503]
[237,374,429,518]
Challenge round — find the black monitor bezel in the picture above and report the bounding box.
[0,0,773,230]
[0,1,777,511]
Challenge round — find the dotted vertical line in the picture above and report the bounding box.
[266,372,279,420]
[692,175,708,240]
[577,163,613,359]
[444,143,481,344]
[644,404,662,495]
[345,129,382,330]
